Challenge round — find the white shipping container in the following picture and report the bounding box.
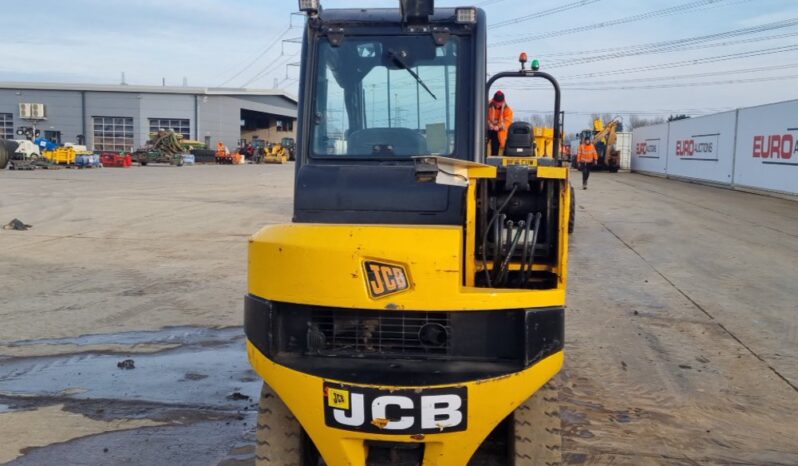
[666,111,737,185]
[616,132,631,170]
[733,100,798,195]
[631,123,669,174]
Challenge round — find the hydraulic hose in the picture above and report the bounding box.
[481,184,519,288]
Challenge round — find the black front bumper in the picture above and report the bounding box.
[245,295,563,386]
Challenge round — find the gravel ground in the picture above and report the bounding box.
[0,165,795,465]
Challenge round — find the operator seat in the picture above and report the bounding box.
[504,122,535,157]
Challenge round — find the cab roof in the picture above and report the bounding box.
[318,8,466,25]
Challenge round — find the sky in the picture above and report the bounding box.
[2,0,798,131]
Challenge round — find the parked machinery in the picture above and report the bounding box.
[244,2,572,465]
[280,137,296,160]
[215,142,243,164]
[263,143,289,164]
[578,117,623,172]
[133,129,186,166]
[0,140,18,169]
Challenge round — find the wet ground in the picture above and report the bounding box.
[0,166,293,465]
[0,166,796,465]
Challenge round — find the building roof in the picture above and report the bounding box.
[0,81,297,103]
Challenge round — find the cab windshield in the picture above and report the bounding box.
[312,35,459,158]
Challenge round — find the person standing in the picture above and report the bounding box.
[577,137,598,189]
[487,90,514,156]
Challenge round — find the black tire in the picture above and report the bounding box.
[514,382,561,466]
[609,166,619,173]
[568,185,575,235]
[256,383,302,466]
[2,140,20,169]
[0,141,9,170]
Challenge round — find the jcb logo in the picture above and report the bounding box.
[364,261,410,299]
[324,383,467,434]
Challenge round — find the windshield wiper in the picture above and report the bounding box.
[388,49,437,100]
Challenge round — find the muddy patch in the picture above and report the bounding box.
[5,418,256,466]
[0,327,261,465]
[0,333,259,409]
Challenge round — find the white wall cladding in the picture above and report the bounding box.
[666,111,737,185]
[632,99,798,196]
[631,122,668,175]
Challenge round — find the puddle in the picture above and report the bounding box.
[2,326,242,349]
[6,418,256,466]
[0,336,260,409]
[0,327,263,465]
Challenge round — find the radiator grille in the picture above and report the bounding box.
[307,310,451,357]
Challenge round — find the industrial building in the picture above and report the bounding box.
[0,82,297,151]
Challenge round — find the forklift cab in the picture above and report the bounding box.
[293,5,486,226]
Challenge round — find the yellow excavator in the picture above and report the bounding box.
[578,116,622,172]
[263,143,290,164]
[244,1,571,464]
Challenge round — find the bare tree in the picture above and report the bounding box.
[528,114,555,128]
[628,115,666,129]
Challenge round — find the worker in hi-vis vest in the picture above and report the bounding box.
[577,136,598,189]
[487,90,513,156]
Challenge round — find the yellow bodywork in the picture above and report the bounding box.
[43,147,76,165]
[248,342,562,466]
[264,143,289,164]
[246,161,571,465]
[533,127,554,157]
[249,224,568,311]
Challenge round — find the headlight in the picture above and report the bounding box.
[455,8,477,24]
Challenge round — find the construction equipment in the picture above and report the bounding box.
[133,129,185,166]
[281,137,296,160]
[3,139,48,170]
[245,2,571,465]
[263,143,289,164]
[578,117,623,172]
[100,152,133,168]
[42,147,77,165]
[0,140,17,169]
[215,142,243,164]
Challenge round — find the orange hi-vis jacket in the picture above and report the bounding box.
[577,143,598,163]
[488,103,514,147]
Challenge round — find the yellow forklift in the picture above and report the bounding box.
[245,1,571,464]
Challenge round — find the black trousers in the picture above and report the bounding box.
[580,162,592,185]
[487,130,500,156]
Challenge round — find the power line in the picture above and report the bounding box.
[218,27,291,87]
[548,32,798,68]
[488,17,798,67]
[507,74,798,92]
[489,0,752,47]
[551,44,798,80]
[241,50,299,88]
[550,74,798,91]
[489,0,602,29]
[503,62,798,89]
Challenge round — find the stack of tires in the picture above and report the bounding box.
[0,140,20,169]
